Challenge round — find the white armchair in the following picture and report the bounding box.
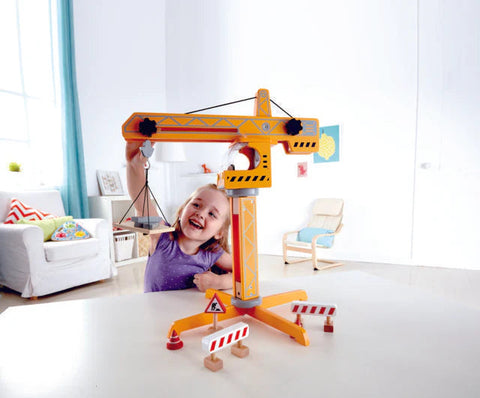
[0,190,117,298]
[283,198,344,271]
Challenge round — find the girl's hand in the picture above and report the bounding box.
[193,271,233,292]
[126,141,153,166]
[193,271,218,292]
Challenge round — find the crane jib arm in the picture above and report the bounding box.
[122,93,319,190]
[122,113,318,149]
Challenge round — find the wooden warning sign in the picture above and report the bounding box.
[204,293,227,314]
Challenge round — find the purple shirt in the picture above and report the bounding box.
[144,232,224,292]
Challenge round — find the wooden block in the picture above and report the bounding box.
[324,319,334,333]
[231,343,249,358]
[204,355,223,372]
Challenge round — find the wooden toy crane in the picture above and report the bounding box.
[121,89,319,346]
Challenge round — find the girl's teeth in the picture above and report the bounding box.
[190,220,202,229]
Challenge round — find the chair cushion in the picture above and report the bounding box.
[309,214,343,232]
[16,216,73,241]
[312,198,343,216]
[51,221,91,241]
[44,239,100,262]
[297,227,334,247]
[3,198,56,224]
[0,190,66,221]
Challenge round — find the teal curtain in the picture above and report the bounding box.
[57,0,89,217]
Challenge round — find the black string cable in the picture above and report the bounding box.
[186,95,294,119]
[270,99,293,118]
[119,185,145,224]
[147,184,169,224]
[142,166,150,221]
[118,163,170,226]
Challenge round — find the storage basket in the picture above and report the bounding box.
[114,231,135,262]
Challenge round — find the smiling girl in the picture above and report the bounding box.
[126,142,232,292]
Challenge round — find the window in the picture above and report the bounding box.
[0,0,63,187]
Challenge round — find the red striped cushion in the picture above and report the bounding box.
[3,198,55,224]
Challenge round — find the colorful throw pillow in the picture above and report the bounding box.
[51,221,91,241]
[297,227,335,247]
[17,216,74,241]
[3,198,55,224]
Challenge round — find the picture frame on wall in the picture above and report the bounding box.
[96,170,124,196]
[314,125,340,163]
[297,162,308,178]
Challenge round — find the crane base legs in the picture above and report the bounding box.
[166,289,310,347]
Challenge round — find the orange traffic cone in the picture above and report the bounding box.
[166,330,184,350]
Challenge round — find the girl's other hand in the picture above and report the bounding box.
[193,271,219,292]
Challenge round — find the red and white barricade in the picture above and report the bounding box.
[202,322,249,354]
[291,301,337,317]
[291,301,337,333]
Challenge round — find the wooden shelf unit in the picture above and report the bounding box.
[88,195,146,267]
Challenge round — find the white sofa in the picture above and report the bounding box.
[0,190,117,298]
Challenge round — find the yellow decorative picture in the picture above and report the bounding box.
[314,125,339,163]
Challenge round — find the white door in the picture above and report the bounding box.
[412,1,480,269]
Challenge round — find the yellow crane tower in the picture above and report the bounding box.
[122,89,319,346]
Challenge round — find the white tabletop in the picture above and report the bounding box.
[1,271,479,398]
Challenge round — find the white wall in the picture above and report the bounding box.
[164,0,418,265]
[74,0,480,268]
[73,0,167,197]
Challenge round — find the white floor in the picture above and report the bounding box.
[2,261,480,398]
[1,255,479,314]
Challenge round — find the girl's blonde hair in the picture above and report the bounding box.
[172,184,230,253]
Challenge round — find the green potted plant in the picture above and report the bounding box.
[8,162,22,172]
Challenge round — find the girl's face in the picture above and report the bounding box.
[179,188,229,244]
